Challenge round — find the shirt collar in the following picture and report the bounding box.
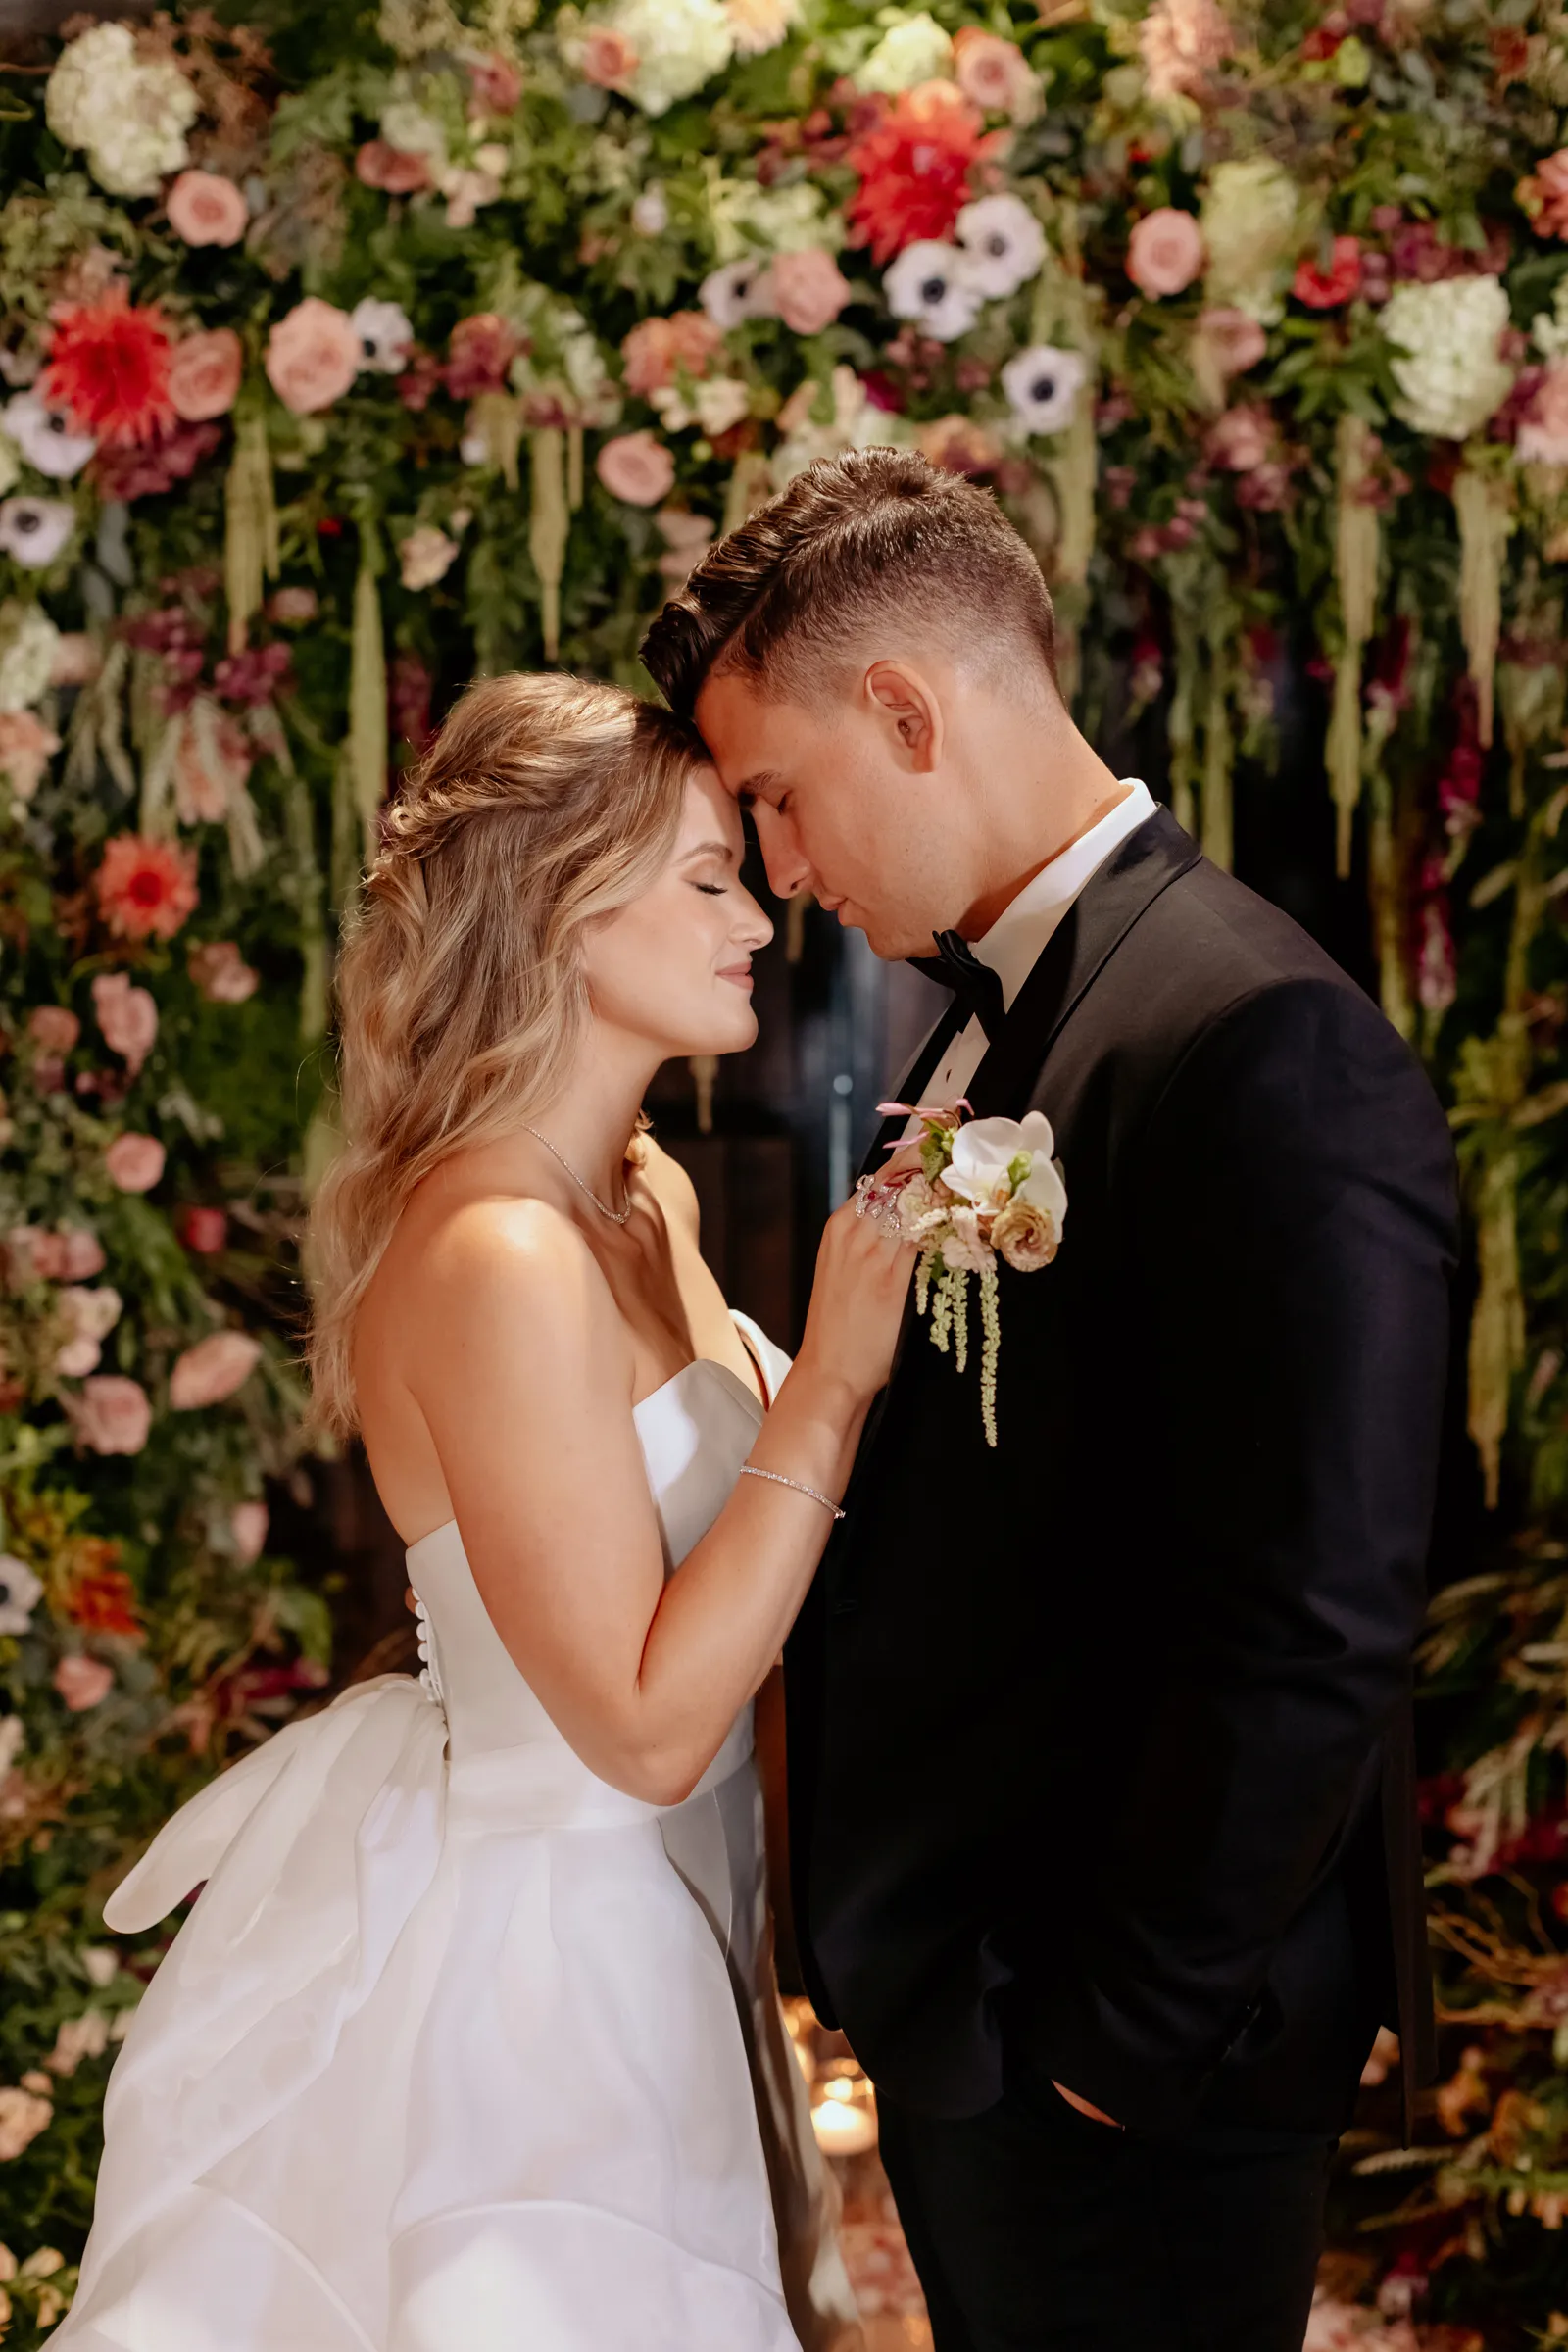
[973,779,1156,1013]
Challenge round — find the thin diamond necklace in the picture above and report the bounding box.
[522,1125,633,1225]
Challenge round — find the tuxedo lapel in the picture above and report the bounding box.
[966,809,1200,1119]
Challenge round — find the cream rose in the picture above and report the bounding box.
[169,328,243,423]
[991,1197,1059,1273]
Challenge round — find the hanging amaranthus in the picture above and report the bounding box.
[1470,1140,1526,1512]
[723,451,773,537]
[528,426,568,662]
[1454,462,1515,750]
[1045,375,1098,705]
[567,424,584,513]
[1327,413,1380,879]
[349,530,387,873]
[1200,622,1234,872]
[222,412,278,657]
[469,389,523,490]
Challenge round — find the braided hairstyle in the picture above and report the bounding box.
[308,670,702,1435]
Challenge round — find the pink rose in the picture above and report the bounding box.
[169,328,243,423]
[1206,404,1272,471]
[187,940,260,1004]
[268,586,318,624]
[620,313,722,398]
[1194,306,1266,379]
[74,1375,151,1456]
[6,1227,63,1285]
[27,1006,80,1055]
[105,1133,166,1194]
[580,24,639,87]
[469,51,523,112]
[170,1329,262,1410]
[596,430,676,506]
[54,1655,115,1710]
[57,1227,106,1280]
[769,249,853,337]
[356,141,432,194]
[230,1499,270,1564]
[1518,359,1568,466]
[166,171,249,249]
[953,27,1038,121]
[265,298,361,416]
[91,972,158,1077]
[1127,207,1204,299]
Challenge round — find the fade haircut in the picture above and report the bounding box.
[639,446,1059,720]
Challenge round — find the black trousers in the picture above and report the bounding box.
[877,2077,1334,2352]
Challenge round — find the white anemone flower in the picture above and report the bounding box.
[3,394,95,481]
[956,196,1046,300]
[349,299,414,375]
[700,257,775,330]
[1002,345,1090,436]
[0,497,75,571]
[884,242,982,343]
[0,1554,43,1638]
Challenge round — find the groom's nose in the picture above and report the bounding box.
[754,808,813,903]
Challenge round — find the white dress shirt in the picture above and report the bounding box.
[906,780,1156,1128]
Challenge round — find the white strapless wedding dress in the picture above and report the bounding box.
[59,1316,858,2352]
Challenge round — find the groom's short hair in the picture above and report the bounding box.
[639,447,1059,719]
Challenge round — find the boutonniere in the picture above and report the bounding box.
[855,1103,1067,1449]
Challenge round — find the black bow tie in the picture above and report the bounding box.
[906,930,1005,1044]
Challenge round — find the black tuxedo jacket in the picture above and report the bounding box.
[786,809,1457,2139]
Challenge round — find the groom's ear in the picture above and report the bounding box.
[863,660,943,774]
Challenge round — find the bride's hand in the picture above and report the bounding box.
[794,1195,916,1406]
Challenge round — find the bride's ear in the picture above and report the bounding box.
[863,660,943,773]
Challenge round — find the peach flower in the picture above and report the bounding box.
[356,141,432,193]
[1206,404,1272,470]
[268,586,318,624]
[95,835,199,942]
[50,632,100,687]
[770,249,853,336]
[621,313,723,397]
[0,710,60,803]
[1194,305,1266,378]
[58,1228,106,1280]
[597,431,676,506]
[1518,359,1568,466]
[265,298,361,416]
[230,1499,270,1564]
[1127,208,1204,298]
[166,171,249,249]
[73,1375,151,1456]
[916,414,1002,475]
[580,25,640,88]
[27,1006,80,1055]
[169,328,243,423]
[91,971,157,1076]
[953,27,1039,122]
[54,1655,115,1709]
[188,939,260,1004]
[105,1133,166,1193]
[170,1329,262,1410]
[468,52,524,113]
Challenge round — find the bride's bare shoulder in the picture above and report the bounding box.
[366,1179,620,1377]
[636,1134,700,1239]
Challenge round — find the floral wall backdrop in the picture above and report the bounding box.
[0,0,1567,2337]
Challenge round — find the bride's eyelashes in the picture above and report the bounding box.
[693,882,727,898]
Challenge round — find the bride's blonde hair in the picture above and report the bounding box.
[308,670,703,1436]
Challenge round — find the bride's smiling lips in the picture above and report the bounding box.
[717,957,755,991]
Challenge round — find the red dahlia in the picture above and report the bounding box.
[95,834,200,943]
[845,83,992,266]
[1292,235,1362,311]
[43,286,175,449]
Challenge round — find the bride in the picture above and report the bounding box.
[58,672,912,2352]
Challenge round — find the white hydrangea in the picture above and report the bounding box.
[46,22,198,200]
[603,0,735,115]
[1200,156,1302,325]
[856,9,955,94]
[0,602,60,713]
[710,177,841,259]
[1382,276,1515,441]
[1532,275,1568,361]
[380,98,449,166]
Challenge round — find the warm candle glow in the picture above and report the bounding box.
[809,2078,878,2156]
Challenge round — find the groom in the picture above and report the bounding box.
[641,448,1456,2350]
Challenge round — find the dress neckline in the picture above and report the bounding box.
[404,1353,765,1569]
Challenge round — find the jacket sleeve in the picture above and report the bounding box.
[1026,976,1457,2132]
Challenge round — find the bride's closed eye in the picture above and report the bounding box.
[693,881,727,897]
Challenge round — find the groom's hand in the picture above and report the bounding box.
[1052,2081,1121,2128]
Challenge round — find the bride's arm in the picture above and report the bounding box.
[407,1196,907,1806]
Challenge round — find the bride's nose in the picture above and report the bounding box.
[735,890,774,952]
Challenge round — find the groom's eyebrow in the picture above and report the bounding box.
[734,770,778,807]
